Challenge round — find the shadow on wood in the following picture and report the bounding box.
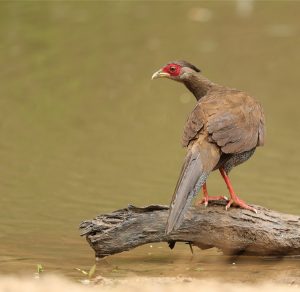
[79,201,300,258]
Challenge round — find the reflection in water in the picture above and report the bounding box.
[0,1,299,282]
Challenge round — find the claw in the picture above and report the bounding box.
[225,197,257,213]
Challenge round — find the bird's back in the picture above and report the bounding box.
[182,86,265,154]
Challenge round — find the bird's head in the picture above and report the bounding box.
[151,60,201,82]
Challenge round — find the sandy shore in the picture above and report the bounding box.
[0,276,299,292]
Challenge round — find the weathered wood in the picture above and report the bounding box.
[79,201,300,258]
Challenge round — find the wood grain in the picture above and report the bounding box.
[80,202,300,258]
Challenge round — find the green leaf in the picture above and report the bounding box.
[88,264,96,279]
[37,264,44,274]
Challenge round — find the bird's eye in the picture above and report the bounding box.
[169,66,176,72]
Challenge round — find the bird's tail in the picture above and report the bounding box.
[166,136,221,234]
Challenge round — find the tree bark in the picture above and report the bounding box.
[79,201,300,258]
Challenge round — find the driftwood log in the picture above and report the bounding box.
[79,201,300,258]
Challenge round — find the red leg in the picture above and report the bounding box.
[219,168,257,213]
[195,182,227,207]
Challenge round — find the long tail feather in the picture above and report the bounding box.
[166,138,220,234]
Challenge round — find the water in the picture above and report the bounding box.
[0,1,299,282]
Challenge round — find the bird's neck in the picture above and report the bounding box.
[183,74,215,101]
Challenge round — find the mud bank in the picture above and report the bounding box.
[0,276,299,292]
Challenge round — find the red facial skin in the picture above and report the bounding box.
[162,64,182,77]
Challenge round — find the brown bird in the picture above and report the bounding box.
[152,61,265,234]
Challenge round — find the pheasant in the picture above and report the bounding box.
[152,61,265,234]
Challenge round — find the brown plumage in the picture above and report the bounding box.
[152,61,265,234]
[182,88,265,153]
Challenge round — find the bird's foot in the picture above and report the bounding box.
[195,195,228,207]
[225,196,257,213]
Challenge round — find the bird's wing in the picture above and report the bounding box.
[205,90,265,153]
[181,103,205,147]
[182,89,265,154]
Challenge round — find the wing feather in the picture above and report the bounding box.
[181,88,265,154]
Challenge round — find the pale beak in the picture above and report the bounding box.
[151,69,170,80]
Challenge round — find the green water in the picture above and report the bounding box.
[0,1,299,282]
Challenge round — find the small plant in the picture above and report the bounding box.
[34,264,44,279]
[76,264,97,284]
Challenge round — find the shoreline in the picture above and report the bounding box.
[0,275,299,292]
